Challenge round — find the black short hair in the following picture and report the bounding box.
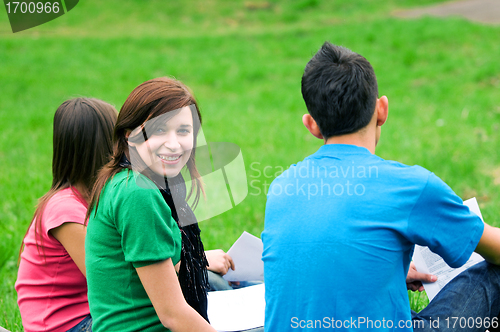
[301,42,378,139]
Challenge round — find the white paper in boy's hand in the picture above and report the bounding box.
[413,197,485,301]
[223,231,264,282]
[208,283,265,331]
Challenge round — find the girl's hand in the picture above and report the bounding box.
[205,249,235,275]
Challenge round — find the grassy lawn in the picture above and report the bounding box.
[1,0,500,330]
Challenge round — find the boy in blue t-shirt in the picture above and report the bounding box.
[262,42,500,331]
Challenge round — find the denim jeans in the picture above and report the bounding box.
[207,270,262,291]
[412,261,500,331]
[66,315,92,332]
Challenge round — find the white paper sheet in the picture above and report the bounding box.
[207,284,265,332]
[412,197,485,301]
[223,231,264,282]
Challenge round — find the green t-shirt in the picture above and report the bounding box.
[86,169,182,332]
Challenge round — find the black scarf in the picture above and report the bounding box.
[120,155,210,321]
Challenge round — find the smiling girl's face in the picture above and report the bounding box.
[128,106,194,178]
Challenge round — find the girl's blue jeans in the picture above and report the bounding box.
[66,315,92,332]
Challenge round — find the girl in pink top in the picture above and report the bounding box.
[16,98,117,332]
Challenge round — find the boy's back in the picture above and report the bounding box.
[262,143,482,331]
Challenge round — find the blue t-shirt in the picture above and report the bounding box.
[262,144,484,331]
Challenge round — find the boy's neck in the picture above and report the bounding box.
[324,128,377,154]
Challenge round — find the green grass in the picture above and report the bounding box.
[1,0,500,330]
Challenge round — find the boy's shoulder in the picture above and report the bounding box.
[274,144,432,183]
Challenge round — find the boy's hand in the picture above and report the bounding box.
[205,249,235,275]
[406,262,437,292]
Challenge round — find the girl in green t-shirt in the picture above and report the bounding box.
[86,77,218,332]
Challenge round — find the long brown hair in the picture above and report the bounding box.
[20,98,118,260]
[86,77,204,222]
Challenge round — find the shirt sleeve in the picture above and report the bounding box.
[43,193,87,235]
[406,172,484,268]
[112,173,181,268]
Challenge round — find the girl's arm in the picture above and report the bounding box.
[50,222,87,277]
[136,258,216,332]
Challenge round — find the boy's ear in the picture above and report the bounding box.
[376,96,389,126]
[302,114,323,139]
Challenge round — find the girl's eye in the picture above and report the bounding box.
[178,129,191,135]
[155,127,167,134]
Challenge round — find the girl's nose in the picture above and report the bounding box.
[163,132,181,151]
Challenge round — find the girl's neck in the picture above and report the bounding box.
[73,183,90,204]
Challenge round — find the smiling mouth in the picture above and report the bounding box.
[158,154,182,162]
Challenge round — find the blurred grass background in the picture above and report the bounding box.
[1,0,500,330]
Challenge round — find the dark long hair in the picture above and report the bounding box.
[19,98,118,260]
[86,77,204,222]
